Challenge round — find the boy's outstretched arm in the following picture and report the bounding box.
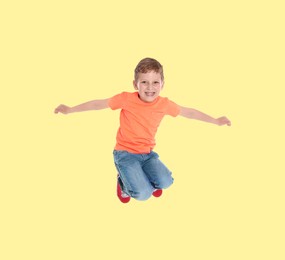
[179,106,231,126]
[54,98,110,114]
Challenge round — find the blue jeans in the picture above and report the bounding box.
[113,150,174,201]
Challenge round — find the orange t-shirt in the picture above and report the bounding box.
[108,92,180,153]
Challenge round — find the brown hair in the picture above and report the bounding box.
[134,58,164,82]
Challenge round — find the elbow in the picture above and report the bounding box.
[179,106,195,118]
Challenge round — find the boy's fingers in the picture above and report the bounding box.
[54,105,64,113]
[54,107,61,114]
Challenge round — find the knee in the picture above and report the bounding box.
[156,176,174,189]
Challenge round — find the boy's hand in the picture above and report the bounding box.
[54,104,71,114]
[215,117,231,126]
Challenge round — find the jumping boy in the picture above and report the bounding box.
[54,58,231,203]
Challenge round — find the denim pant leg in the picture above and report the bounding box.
[113,151,154,201]
[142,151,174,189]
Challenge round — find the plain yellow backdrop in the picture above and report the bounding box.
[1,1,284,259]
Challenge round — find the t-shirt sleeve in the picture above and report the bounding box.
[165,98,181,117]
[108,92,127,110]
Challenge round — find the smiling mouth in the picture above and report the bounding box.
[145,92,155,97]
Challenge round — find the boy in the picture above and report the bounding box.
[55,58,231,203]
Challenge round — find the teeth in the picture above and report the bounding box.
[145,92,155,96]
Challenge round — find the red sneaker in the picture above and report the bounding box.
[152,189,163,197]
[117,178,130,203]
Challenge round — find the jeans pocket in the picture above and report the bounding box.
[113,150,129,164]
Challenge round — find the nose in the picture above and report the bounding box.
[146,84,152,90]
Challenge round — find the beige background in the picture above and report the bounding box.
[1,1,284,259]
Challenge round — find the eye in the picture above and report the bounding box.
[141,81,146,84]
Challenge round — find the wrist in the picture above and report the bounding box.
[67,107,74,114]
[212,118,219,125]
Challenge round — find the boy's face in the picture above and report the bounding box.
[133,71,164,103]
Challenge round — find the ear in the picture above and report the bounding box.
[161,81,164,89]
[133,80,138,90]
